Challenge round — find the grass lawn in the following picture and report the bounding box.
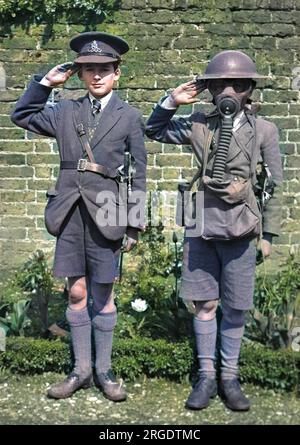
[0,372,299,425]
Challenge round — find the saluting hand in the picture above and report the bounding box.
[40,64,77,88]
[170,79,206,106]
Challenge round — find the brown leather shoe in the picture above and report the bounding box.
[94,369,127,402]
[47,372,92,399]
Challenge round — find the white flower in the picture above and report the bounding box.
[131,298,148,313]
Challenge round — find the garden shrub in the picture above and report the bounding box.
[0,336,299,393]
[0,277,25,307]
[0,0,117,25]
[240,340,299,391]
[113,338,194,381]
[115,223,192,341]
[0,337,193,382]
[0,337,71,374]
[247,255,300,349]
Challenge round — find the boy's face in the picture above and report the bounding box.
[79,63,121,98]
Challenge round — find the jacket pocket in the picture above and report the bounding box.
[45,187,61,237]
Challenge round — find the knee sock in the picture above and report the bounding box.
[220,305,246,380]
[193,316,217,378]
[92,311,117,374]
[66,306,92,378]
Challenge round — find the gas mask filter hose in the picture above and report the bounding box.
[212,97,239,181]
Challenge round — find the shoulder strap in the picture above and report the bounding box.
[187,127,215,191]
[72,101,96,164]
[246,113,259,186]
[187,115,218,191]
[76,124,96,164]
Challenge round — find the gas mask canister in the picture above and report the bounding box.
[208,79,253,181]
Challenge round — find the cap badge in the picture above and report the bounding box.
[88,40,103,53]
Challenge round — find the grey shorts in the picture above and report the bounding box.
[53,198,122,283]
[179,233,257,310]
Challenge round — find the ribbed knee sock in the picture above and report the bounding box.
[92,311,117,374]
[66,306,92,378]
[193,316,217,378]
[220,305,245,380]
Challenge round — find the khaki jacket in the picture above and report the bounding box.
[146,103,283,236]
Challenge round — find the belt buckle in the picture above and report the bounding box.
[77,159,87,171]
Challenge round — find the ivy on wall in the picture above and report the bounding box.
[0,0,120,25]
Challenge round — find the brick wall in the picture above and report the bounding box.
[0,0,299,274]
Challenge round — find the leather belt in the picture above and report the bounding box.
[60,160,118,179]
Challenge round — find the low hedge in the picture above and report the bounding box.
[0,337,194,382]
[239,340,300,392]
[0,337,299,392]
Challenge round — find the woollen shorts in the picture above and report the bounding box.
[179,233,257,310]
[53,198,122,283]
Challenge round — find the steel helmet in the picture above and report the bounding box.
[198,50,265,80]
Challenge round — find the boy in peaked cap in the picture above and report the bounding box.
[12,32,147,401]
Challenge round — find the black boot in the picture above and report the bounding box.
[47,372,92,399]
[94,369,127,402]
[219,378,250,411]
[185,374,217,410]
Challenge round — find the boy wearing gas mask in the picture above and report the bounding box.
[146,50,283,411]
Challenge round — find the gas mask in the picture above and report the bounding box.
[207,79,253,181]
[209,78,253,117]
